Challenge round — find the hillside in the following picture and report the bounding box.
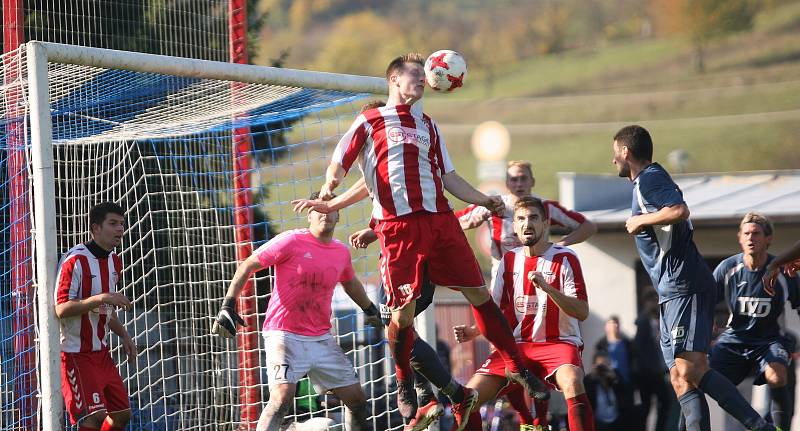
[423,1,800,200]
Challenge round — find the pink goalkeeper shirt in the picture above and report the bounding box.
[254,229,355,337]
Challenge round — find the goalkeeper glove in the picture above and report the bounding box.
[362,303,384,328]
[212,297,245,338]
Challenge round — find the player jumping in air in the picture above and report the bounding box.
[611,125,778,431]
[212,192,382,431]
[55,202,137,431]
[453,196,595,431]
[292,53,549,430]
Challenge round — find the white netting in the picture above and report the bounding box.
[1,45,410,430]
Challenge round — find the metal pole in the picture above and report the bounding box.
[27,41,63,431]
[229,1,260,428]
[3,1,37,428]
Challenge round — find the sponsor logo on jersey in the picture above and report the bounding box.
[514,295,538,315]
[671,326,686,343]
[303,252,313,259]
[386,127,431,148]
[736,297,771,317]
[398,284,413,297]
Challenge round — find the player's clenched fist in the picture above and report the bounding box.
[319,179,339,200]
[361,303,384,327]
[453,324,480,343]
[485,195,505,216]
[212,296,245,338]
[349,228,378,249]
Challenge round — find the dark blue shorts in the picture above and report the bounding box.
[710,338,793,385]
[380,275,435,324]
[659,289,715,369]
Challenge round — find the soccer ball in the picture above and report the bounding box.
[424,50,467,92]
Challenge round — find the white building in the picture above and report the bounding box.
[560,169,800,430]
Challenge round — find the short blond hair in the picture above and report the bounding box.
[385,53,425,80]
[740,212,774,236]
[507,160,533,178]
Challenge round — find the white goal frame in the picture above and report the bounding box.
[25,40,437,431]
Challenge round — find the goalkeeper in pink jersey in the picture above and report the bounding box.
[212,192,382,431]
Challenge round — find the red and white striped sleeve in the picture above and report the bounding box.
[331,114,369,173]
[431,122,455,175]
[545,200,586,230]
[559,252,587,302]
[489,252,509,307]
[455,204,491,229]
[55,254,82,305]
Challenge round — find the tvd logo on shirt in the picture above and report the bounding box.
[736,297,772,317]
[514,295,538,315]
[386,127,430,148]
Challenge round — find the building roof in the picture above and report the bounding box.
[558,169,800,231]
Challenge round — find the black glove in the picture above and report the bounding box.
[362,303,384,327]
[211,297,245,338]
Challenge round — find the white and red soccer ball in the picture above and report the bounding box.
[424,49,467,92]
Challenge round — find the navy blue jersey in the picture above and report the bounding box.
[713,253,800,345]
[632,163,714,303]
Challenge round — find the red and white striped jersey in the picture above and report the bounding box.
[456,194,587,262]
[54,244,122,353]
[490,245,587,347]
[331,102,454,220]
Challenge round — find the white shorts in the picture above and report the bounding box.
[263,331,359,394]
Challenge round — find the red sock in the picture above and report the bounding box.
[534,398,549,426]
[387,321,415,381]
[454,410,483,431]
[566,393,595,431]
[100,418,124,431]
[472,301,522,372]
[506,384,535,424]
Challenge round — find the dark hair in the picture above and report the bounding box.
[385,53,425,80]
[513,196,548,220]
[360,100,385,113]
[608,315,620,324]
[613,125,653,162]
[89,202,124,228]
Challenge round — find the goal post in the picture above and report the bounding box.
[0,40,453,431]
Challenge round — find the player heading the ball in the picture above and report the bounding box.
[299,52,549,430]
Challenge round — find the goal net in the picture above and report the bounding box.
[0,42,411,430]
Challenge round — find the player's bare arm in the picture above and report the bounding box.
[55,292,132,319]
[340,277,383,327]
[441,171,503,214]
[529,271,589,321]
[349,228,378,249]
[320,162,346,199]
[625,203,690,234]
[556,219,597,247]
[293,176,369,214]
[108,313,137,363]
